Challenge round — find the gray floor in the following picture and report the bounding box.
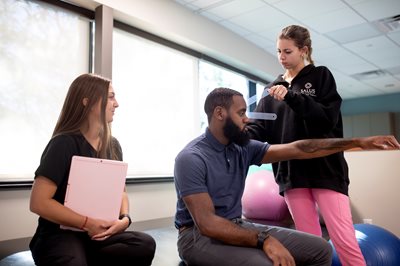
[146,226,185,266]
[0,226,183,266]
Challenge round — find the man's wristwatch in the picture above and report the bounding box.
[257,230,270,249]
[119,214,132,227]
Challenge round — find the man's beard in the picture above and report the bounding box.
[223,116,250,146]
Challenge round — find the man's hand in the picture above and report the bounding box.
[263,236,295,266]
[359,135,400,150]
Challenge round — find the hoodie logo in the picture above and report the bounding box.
[301,83,316,97]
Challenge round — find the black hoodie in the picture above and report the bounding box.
[247,64,349,195]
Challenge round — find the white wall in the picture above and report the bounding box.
[0,182,177,241]
[70,0,282,82]
[346,150,400,237]
[126,182,177,223]
[0,189,37,241]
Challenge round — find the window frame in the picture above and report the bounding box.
[0,0,270,188]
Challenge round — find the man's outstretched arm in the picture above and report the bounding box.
[262,135,400,164]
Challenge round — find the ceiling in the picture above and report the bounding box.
[174,0,400,100]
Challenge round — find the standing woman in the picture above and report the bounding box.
[29,73,156,266]
[247,25,366,266]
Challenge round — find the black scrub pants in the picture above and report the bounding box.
[30,229,156,266]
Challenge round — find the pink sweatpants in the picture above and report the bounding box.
[284,188,366,266]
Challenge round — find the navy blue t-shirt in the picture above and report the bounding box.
[174,128,269,228]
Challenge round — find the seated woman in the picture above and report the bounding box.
[29,73,156,266]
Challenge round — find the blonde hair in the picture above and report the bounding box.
[279,25,314,65]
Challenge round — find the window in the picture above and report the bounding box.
[112,28,199,177]
[0,0,269,183]
[198,60,249,132]
[0,0,91,181]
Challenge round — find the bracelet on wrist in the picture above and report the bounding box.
[80,216,88,230]
[119,213,132,227]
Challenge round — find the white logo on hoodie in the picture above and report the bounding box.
[301,83,316,96]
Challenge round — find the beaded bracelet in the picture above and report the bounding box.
[80,216,88,230]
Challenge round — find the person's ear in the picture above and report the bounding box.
[214,106,225,121]
[82,98,88,107]
[301,46,308,57]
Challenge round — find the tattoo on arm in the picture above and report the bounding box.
[296,138,354,153]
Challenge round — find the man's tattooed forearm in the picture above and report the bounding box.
[297,139,353,153]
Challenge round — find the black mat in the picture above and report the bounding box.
[0,226,184,266]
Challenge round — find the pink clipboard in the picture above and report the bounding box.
[61,156,128,231]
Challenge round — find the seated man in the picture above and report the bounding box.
[174,87,399,266]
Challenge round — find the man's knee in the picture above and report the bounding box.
[316,238,333,264]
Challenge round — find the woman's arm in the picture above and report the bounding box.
[30,176,123,240]
[118,188,131,229]
[30,176,88,229]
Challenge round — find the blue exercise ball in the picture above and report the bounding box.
[330,224,400,266]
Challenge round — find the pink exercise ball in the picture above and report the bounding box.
[242,169,290,221]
